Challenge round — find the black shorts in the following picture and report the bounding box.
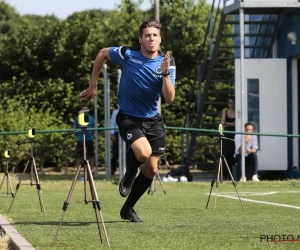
[116,110,165,156]
[76,140,95,158]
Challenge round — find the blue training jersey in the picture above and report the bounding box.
[109,46,176,118]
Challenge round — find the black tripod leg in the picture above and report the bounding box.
[8,160,30,212]
[220,156,223,183]
[86,162,110,247]
[147,184,152,195]
[52,163,82,245]
[83,162,89,204]
[32,158,45,212]
[223,157,244,209]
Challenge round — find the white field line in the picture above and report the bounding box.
[207,191,300,210]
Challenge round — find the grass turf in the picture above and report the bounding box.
[0,173,300,249]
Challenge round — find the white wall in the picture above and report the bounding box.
[235,58,288,170]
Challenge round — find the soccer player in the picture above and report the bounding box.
[80,20,176,222]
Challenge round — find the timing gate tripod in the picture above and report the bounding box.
[52,111,110,247]
[9,128,45,212]
[206,124,244,210]
[0,150,14,197]
[147,155,167,195]
[148,173,166,195]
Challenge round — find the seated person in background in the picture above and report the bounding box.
[162,165,190,182]
[234,122,259,182]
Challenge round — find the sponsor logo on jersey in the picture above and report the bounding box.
[129,58,142,64]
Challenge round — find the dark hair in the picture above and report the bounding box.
[139,20,161,37]
[245,122,255,129]
[80,105,89,111]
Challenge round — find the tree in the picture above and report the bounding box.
[0,0,218,167]
[0,98,73,172]
[0,1,20,40]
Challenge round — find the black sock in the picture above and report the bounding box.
[126,148,143,174]
[123,171,152,208]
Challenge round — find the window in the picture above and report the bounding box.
[247,79,260,133]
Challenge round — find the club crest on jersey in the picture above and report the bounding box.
[155,66,162,74]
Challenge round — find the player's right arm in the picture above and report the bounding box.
[80,48,111,100]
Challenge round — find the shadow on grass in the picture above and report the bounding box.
[13,220,129,226]
[12,173,108,182]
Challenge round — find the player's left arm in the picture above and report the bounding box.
[161,51,175,104]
